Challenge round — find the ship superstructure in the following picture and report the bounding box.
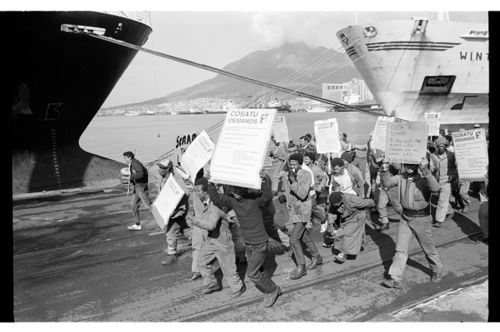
[336,18,488,126]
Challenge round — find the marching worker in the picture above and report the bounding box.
[330,157,363,196]
[157,160,190,265]
[429,136,458,228]
[327,191,376,263]
[298,134,317,156]
[381,158,443,289]
[122,151,152,231]
[186,177,246,298]
[207,169,282,308]
[304,152,328,226]
[283,153,323,279]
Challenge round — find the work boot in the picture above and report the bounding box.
[290,264,307,280]
[334,252,346,264]
[202,283,222,294]
[383,279,403,289]
[231,283,247,299]
[262,286,282,308]
[161,254,177,265]
[307,255,323,270]
[430,271,443,283]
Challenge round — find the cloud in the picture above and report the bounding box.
[250,12,346,48]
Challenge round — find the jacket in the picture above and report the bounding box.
[285,168,312,224]
[380,167,440,212]
[190,197,230,239]
[334,193,375,224]
[430,151,459,184]
[129,159,148,184]
[207,178,272,245]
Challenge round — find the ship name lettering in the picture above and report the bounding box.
[459,51,489,61]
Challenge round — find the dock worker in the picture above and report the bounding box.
[304,152,328,227]
[157,160,190,266]
[327,191,375,263]
[206,169,282,308]
[429,136,458,228]
[122,151,152,231]
[380,158,443,289]
[186,177,246,298]
[282,153,323,279]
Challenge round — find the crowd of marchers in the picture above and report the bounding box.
[119,127,489,307]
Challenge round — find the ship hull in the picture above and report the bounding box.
[3,11,152,194]
[336,20,488,126]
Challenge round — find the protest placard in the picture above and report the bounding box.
[371,116,394,152]
[314,118,341,154]
[385,121,427,164]
[424,112,441,136]
[272,116,289,143]
[451,128,488,181]
[151,175,185,229]
[210,108,277,189]
[180,130,215,182]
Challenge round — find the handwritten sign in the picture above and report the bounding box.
[424,112,441,136]
[180,130,215,182]
[272,116,289,143]
[314,118,341,154]
[371,116,395,152]
[385,121,427,164]
[210,108,277,189]
[151,175,185,229]
[451,128,488,181]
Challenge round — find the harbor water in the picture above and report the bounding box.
[80,112,377,163]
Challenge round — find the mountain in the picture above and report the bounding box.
[108,42,361,108]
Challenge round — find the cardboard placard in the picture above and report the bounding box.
[272,115,290,143]
[314,118,341,154]
[424,112,441,136]
[385,121,427,164]
[151,175,185,229]
[371,116,395,152]
[180,130,215,182]
[210,109,277,189]
[451,128,488,181]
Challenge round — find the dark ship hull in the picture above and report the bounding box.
[2,11,152,194]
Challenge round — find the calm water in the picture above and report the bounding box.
[80,112,377,163]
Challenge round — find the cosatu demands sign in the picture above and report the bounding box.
[451,128,488,181]
[210,109,277,189]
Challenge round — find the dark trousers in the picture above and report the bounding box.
[245,241,278,294]
[131,182,152,224]
[290,222,319,266]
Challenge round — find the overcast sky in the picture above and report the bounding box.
[7,1,491,107]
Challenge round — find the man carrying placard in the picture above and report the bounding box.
[381,158,443,289]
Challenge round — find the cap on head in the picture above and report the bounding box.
[329,192,343,205]
[158,159,173,169]
[435,136,448,147]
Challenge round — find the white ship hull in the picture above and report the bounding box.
[337,19,488,126]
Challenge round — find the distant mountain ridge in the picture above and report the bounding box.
[106,42,360,109]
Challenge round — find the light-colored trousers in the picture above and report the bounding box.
[389,215,443,281]
[435,182,453,223]
[197,233,243,292]
[191,225,208,273]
